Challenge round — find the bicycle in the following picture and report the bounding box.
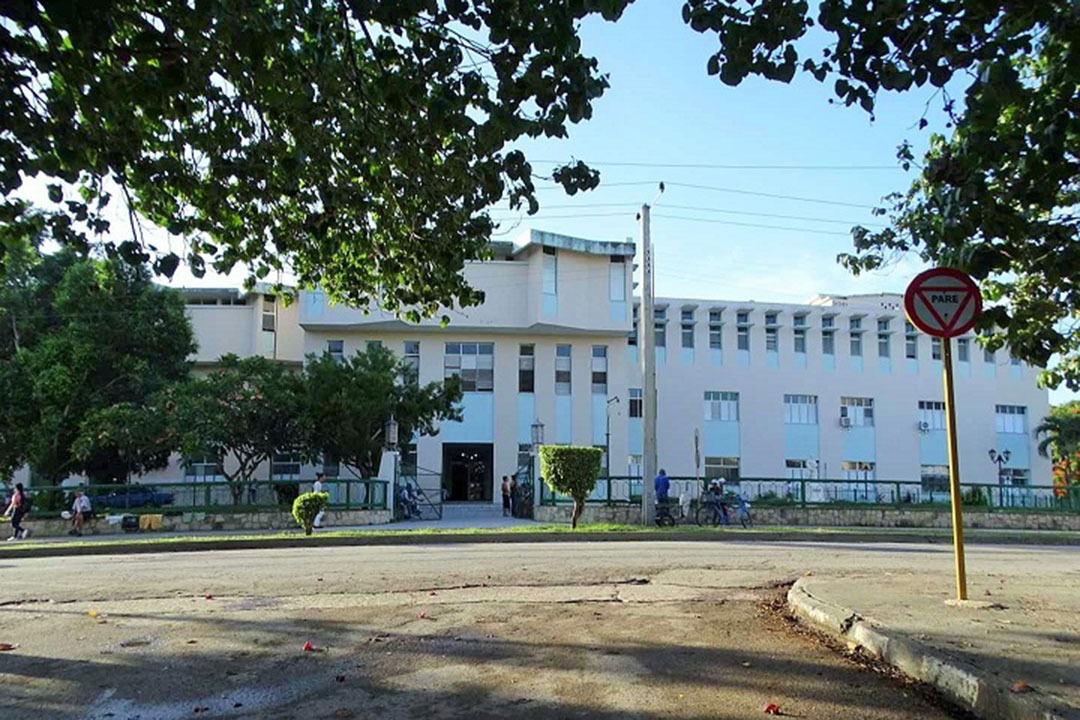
[695,493,753,528]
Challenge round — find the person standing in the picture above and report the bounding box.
[509,474,518,517]
[312,472,327,529]
[3,483,30,541]
[654,468,671,505]
[70,489,92,536]
[500,475,511,517]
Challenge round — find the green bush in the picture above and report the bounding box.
[539,445,602,529]
[292,491,328,535]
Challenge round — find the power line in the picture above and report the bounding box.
[658,204,885,227]
[490,204,885,227]
[663,182,877,209]
[651,214,851,236]
[529,159,899,171]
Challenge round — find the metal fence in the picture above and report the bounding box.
[12,478,389,518]
[538,476,1080,513]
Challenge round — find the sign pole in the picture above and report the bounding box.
[941,336,968,601]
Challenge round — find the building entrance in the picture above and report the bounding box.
[442,443,494,502]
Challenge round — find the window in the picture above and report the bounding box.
[629,388,643,418]
[609,256,625,301]
[629,305,638,346]
[555,344,572,395]
[850,333,862,357]
[822,329,835,355]
[708,309,723,349]
[271,451,302,479]
[766,327,779,352]
[736,311,750,325]
[704,456,740,481]
[786,459,810,480]
[995,405,1027,433]
[1001,468,1030,486]
[654,308,667,347]
[591,345,608,394]
[322,453,340,479]
[765,312,778,326]
[849,317,862,331]
[905,322,918,359]
[918,400,946,430]
[793,314,807,328]
[327,339,344,363]
[681,309,695,348]
[184,452,223,480]
[878,333,889,358]
[784,394,819,424]
[518,344,535,393]
[628,454,643,478]
[704,391,739,421]
[821,315,835,329]
[794,329,807,354]
[931,338,942,360]
[737,312,750,351]
[877,318,890,333]
[517,444,533,475]
[841,461,876,481]
[444,342,494,392]
[957,338,970,362]
[921,465,949,493]
[403,341,420,379]
[840,396,874,426]
[401,443,418,478]
[262,295,276,331]
[542,246,557,294]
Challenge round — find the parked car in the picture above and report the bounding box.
[97,485,175,509]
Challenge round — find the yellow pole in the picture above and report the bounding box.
[942,337,968,601]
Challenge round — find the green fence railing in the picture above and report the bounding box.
[538,476,1080,514]
[8,478,389,518]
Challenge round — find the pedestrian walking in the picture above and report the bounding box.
[69,489,92,536]
[312,472,327,529]
[509,474,518,517]
[501,475,511,517]
[3,483,30,541]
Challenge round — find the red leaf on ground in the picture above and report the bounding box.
[417,612,427,619]
[764,704,782,715]
[0,642,18,651]
[303,641,314,652]
[1011,681,1032,693]
[204,594,213,600]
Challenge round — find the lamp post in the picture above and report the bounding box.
[988,448,1010,484]
[530,418,545,490]
[605,396,620,479]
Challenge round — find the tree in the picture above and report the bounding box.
[0,1,629,319]
[292,491,329,536]
[303,345,462,478]
[1036,402,1080,488]
[167,355,311,504]
[72,401,175,484]
[682,0,1080,388]
[0,252,195,484]
[539,445,602,529]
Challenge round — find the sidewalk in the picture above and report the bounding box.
[788,571,1080,720]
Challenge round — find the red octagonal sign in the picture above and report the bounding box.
[904,268,982,338]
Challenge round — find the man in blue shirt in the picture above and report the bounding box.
[654,468,671,504]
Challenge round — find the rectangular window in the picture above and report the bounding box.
[518,344,535,393]
[849,317,862,331]
[905,322,918,359]
[841,460,876,481]
[704,456,740,481]
[609,256,625,301]
[591,345,608,394]
[877,318,890,333]
[444,342,494,392]
[628,454,643,478]
[517,444,532,475]
[629,388,643,418]
[766,327,779,352]
[184,452,223,480]
[654,308,667,347]
[327,339,344,363]
[785,459,810,480]
[931,338,942,360]
[921,465,949,493]
[629,305,638,346]
[793,314,807,328]
[1002,468,1030,486]
[400,443,418,478]
[737,326,750,351]
[555,344,572,395]
[736,311,749,325]
[681,309,695,348]
[878,333,889,358]
[850,333,862,357]
[704,391,739,421]
[918,400,946,430]
[995,405,1027,434]
[322,453,340,479]
[262,295,276,331]
[822,330,835,355]
[765,312,778,326]
[784,394,819,424]
[957,338,970,362]
[708,309,723,349]
[542,246,557,294]
[271,451,302,479]
[840,396,874,426]
[367,340,383,351]
[794,329,807,354]
[821,315,835,329]
[403,341,420,378]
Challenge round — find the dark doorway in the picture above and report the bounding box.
[442,443,494,502]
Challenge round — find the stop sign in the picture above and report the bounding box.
[903,268,982,338]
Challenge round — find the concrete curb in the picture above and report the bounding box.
[786,578,1076,720]
[0,527,1077,559]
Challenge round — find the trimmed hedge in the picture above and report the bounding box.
[539,445,602,528]
[292,491,329,535]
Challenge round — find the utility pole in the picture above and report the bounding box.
[639,203,657,526]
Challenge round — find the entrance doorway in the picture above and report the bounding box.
[442,443,494,502]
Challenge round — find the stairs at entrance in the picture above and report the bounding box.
[440,502,506,522]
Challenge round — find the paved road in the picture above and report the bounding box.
[2,541,1077,719]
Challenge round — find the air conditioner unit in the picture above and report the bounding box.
[917,421,931,433]
[839,416,853,428]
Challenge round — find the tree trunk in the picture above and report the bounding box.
[571,498,584,529]
[305,525,313,536]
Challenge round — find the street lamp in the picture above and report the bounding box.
[385,416,399,450]
[530,418,545,500]
[988,448,1010,484]
[605,396,620,478]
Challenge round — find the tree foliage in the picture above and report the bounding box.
[303,344,462,478]
[683,0,1080,388]
[292,491,328,536]
[539,445,602,529]
[1036,402,1080,487]
[72,401,175,483]
[0,251,194,483]
[0,0,630,319]
[166,354,311,502]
